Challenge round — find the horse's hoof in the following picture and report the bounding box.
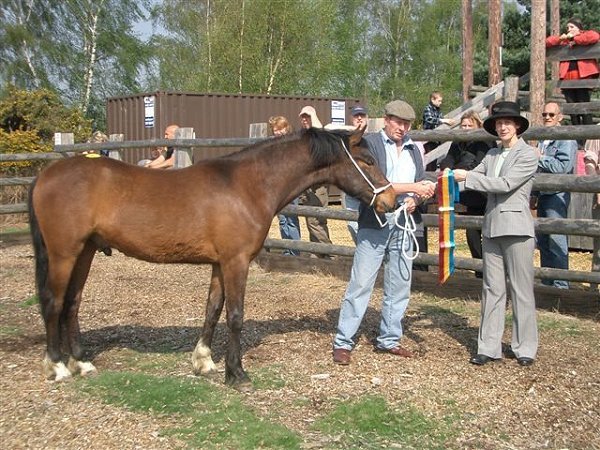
[191,345,217,375]
[43,357,72,382]
[79,362,98,377]
[233,381,254,393]
[68,357,98,377]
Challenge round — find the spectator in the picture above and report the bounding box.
[546,17,599,141]
[534,102,577,289]
[422,91,456,169]
[298,105,323,129]
[298,106,332,257]
[583,126,600,291]
[439,111,491,278]
[332,100,436,365]
[84,131,109,157]
[344,105,369,244]
[139,124,179,169]
[454,101,539,367]
[268,116,301,256]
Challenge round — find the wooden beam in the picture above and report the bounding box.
[546,42,600,62]
[530,0,546,128]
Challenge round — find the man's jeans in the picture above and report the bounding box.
[278,197,301,256]
[333,220,413,351]
[536,192,570,289]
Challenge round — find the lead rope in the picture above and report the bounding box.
[340,138,417,259]
[393,202,419,260]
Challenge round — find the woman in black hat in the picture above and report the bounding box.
[454,101,539,367]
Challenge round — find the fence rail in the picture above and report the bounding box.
[1,128,599,287]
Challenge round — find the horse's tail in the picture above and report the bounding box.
[28,179,51,319]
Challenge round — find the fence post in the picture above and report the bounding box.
[108,134,123,161]
[54,133,74,156]
[174,127,194,168]
[503,76,519,102]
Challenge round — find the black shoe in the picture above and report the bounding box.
[503,345,516,359]
[517,357,534,367]
[469,354,497,365]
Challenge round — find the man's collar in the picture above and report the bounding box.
[380,130,413,147]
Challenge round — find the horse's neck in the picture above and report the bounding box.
[254,140,327,211]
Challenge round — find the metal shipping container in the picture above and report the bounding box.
[106,91,363,164]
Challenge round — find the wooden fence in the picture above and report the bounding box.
[1,126,599,287]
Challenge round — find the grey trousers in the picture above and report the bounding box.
[478,235,538,359]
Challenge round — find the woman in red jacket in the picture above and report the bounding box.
[546,18,599,129]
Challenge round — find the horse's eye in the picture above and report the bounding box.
[358,155,375,166]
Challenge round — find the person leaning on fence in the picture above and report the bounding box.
[332,100,436,366]
[439,111,491,278]
[533,102,577,289]
[268,115,301,256]
[545,18,599,138]
[422,91,456,169]
[297,106,333,257]
[453,101,539,368]
[583,126,600,291]
[138,124,179,169]
[83,131,109,157]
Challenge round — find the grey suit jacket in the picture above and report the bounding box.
[464,138,538,238]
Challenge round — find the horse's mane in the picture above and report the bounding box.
[223,127,353,169]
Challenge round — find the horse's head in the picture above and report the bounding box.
[327,126,396,214]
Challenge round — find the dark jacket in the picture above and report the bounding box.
[358,131,425,233]
[440,140,490,209]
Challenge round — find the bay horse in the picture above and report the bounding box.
[28,126,396,390]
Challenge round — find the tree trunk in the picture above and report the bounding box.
[488,0,502,86]
[462,0,474,102]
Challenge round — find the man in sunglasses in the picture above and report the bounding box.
[534,102,577,289]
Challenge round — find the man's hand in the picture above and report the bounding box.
[415,180,436,199]
[403,196,417,214]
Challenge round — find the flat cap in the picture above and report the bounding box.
[384,100,415,121]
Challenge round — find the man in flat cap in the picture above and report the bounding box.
[332,100,435,365]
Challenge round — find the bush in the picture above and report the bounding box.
[0,129,52,176]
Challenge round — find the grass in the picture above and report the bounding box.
[77,371,302,449]
[76,370,460,449]
[0,325,22,336]
[538,314,584,337]
[18,295,38,308]
[312,395,460,449]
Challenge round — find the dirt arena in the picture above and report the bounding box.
[1,218,599,449]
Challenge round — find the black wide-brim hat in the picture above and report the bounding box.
[483,101,529,136]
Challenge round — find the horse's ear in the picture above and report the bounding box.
[349,123,366,146]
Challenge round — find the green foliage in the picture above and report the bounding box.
[18,295,39,308]
[0,86,92,141]
[78,371,302,449]
[313,395,459,449]
[0,128,51,175]
[1,0,152,128]
[0,87,92,175]
[538,316,583,337]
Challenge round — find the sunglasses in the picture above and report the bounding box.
[542,112,556,118]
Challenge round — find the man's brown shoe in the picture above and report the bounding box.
[333,348,351,365]
[375,346,413,358]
